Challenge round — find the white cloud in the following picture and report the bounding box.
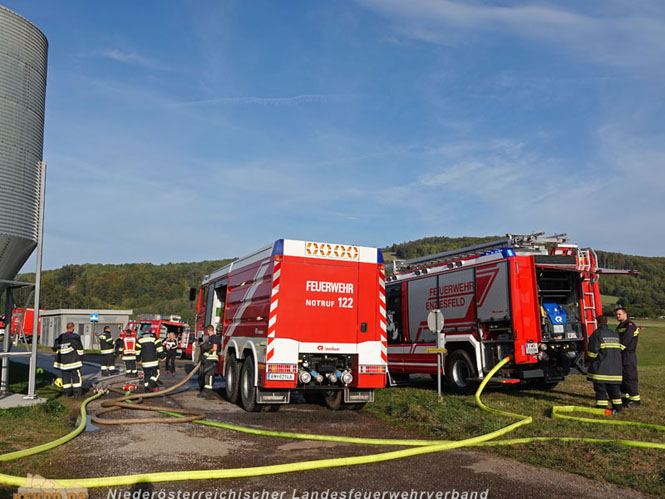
[170,94,358,107]
[98,49,169,71]
[358,0,665,71]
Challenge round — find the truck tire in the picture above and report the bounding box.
[324,390,344,411]
[445,350,477,394]
[224,354,241,404]
[240,356,261,412]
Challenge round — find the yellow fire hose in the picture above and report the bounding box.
[1,357,663,489]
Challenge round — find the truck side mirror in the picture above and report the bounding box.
[189,288,197,301]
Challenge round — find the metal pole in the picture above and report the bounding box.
[26,162,46,399]
[436,354,442,401]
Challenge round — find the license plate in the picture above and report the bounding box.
[267,373,294,381]
[553,325,564,333]
[525,343,539,355]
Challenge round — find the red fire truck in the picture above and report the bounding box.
[130,315,186,340]
[11,308,44,343]
[195,239,387,411]
[385,233,622,393]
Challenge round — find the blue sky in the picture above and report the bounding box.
[5,0,665,270]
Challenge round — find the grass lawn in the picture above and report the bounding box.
[0,362,82,498]
[367,320,665,497]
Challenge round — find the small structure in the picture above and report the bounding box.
[40,309,133,350]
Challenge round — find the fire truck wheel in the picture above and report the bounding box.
[224,354,241,404]
[240,356,262,412]
[445,350,477,394]
[324,390,344,411]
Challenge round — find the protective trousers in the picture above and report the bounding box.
[61,369,82,396]
[198,360,217,391]
[124,358,137,376]
[143,366,160,391]
[593,382,622,411]
[101,353,116,375]
[621,351,640,404]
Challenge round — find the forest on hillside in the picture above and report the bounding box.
[6,236,663,323]
[8,259,232,324]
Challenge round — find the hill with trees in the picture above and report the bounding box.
[6,236,663,324]
[386,236,664,318]
[9,259,232,325]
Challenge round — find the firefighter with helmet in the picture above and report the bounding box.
[136,324,165,392]
[52,322,84,397]
[586,315,623,413]
[198,324,220,398]
[615,306,641,407]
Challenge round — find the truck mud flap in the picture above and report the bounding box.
[344,388,374,404]
[256,390,290,404]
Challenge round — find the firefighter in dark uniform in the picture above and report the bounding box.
[587,314,623,413]
[96,326,117,376]
[198,324,220,398]
[615,306,640,407]
[53,322,84,397]
[136,326,165,392]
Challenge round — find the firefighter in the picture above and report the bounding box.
[96,326,116,376]
[198,324,220,398]
[121,328,138,377]
[136,325,165,392]
[615,306,641,407]
[587,315,623,413]
[52,322,84,397]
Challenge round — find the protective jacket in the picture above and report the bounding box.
[53,332,84,371]
[97,330,114,355]
[617,319,639,353]
[200,334,220,362]
[122,335,137,360]
[587,325,623,384]
[136,333,165,368]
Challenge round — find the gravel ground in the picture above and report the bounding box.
[40,364,647,499]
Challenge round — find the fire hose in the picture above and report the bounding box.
[0,357,663,489]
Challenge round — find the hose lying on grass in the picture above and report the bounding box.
[1,357,663,489]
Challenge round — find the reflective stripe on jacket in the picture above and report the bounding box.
[587,325,623,384]
[53,332,84,371]
[136,334,165,368]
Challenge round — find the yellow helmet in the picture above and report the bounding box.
[54,378,63,388]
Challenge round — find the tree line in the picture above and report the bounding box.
[5,236,663,323]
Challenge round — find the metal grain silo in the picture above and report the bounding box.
[0,5,48,293]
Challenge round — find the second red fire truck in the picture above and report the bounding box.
[385,233,618,392]
[195,239,387,411]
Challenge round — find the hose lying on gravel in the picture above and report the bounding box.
[1,356,663,490]
[91,362,205,425]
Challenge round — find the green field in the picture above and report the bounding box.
[367,319,665,497]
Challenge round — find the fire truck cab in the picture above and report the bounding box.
[195,239,387,411]
[386,233,604,392]
[136,314,186,340]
